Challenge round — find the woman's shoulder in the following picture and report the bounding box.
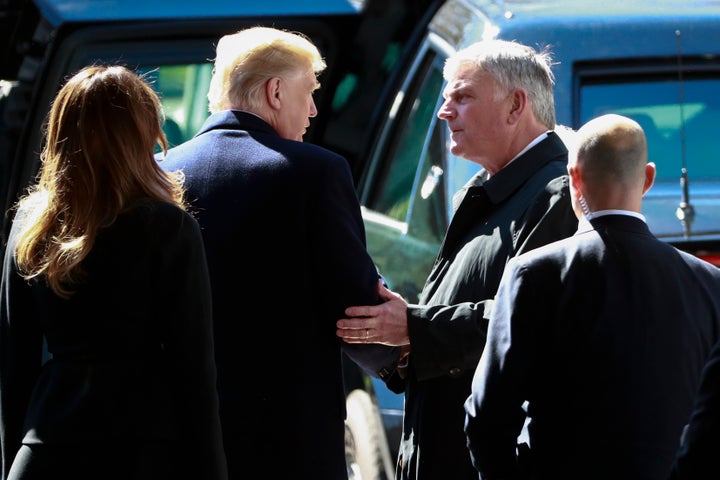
[125,197,189,218]
[118,198,199,238]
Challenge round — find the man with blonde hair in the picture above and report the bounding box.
[464,114,720,480]
[205,26,327,135]
[158,26,398,480]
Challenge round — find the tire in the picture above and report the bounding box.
[345,389,395,480]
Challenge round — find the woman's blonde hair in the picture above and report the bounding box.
[13,65,186,298]
[207,26,326,114]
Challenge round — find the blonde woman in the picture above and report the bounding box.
[0,65,227,480]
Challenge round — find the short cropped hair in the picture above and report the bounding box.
[573,114,648,186]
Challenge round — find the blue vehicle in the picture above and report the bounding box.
[357,0,720,473]
[4,1,720,479]
[360,0,720,313]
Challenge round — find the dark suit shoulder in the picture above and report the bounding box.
[273,137,347,166]
[158,115,349,179]
[677,247,720,280]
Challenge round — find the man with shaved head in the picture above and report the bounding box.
[464,114,720,480]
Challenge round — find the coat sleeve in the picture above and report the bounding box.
[464,257,538,479]
[0,213,44,479]
[667,339,720,479]
[153,207,228,480]
[310,154,400,377]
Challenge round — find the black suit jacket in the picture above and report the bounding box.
[668,338,720,479]
[0,199,226,479]
[158,110,398,480]
[465,214,720,480]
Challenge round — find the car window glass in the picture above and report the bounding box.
[581,78,720,182]
[405,58,448,246]
[373,54,445,225]
[580,75,720,240]
[363,50,448,302]
[139,64,213,151]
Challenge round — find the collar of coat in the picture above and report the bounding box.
[452,131,568,210]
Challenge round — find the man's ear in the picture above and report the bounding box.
[265,77,282,110]
[567,163,583,194]
[508,88,527,123]
[643,162,657,196]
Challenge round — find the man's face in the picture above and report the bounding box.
[437,67,512,169]
[275,69,319,142]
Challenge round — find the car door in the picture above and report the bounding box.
[358,33,480,304]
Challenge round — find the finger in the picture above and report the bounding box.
[336,319,372,329]
[344,305,375,317]
[336,327,368,343]
[377,283,399,301]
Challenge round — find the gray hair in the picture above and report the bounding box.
[443,39,556,128]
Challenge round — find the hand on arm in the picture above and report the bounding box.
[336,279,411,347]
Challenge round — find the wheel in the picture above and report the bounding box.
[345,389,395,480]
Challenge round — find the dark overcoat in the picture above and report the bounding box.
[0,199,226,479]
[386,132,578,479]
[669,338,720,480]
[159,110,398,480]
[466,215,720,480]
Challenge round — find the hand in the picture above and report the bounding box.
[336,279,411,346]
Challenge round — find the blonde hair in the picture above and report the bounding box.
[13,65,186,298]
[207,26,326,114]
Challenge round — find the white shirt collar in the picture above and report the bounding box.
[578,209,646,229]
[508,131,549,164]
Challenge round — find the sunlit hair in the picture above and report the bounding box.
[13,65,186,298]
[444,39,557,129]
[207,26,326,114]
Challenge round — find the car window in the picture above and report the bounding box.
[578,69,720,240]
[375,54,445,243]
[580,77,720,183]
[140,64,213,150]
